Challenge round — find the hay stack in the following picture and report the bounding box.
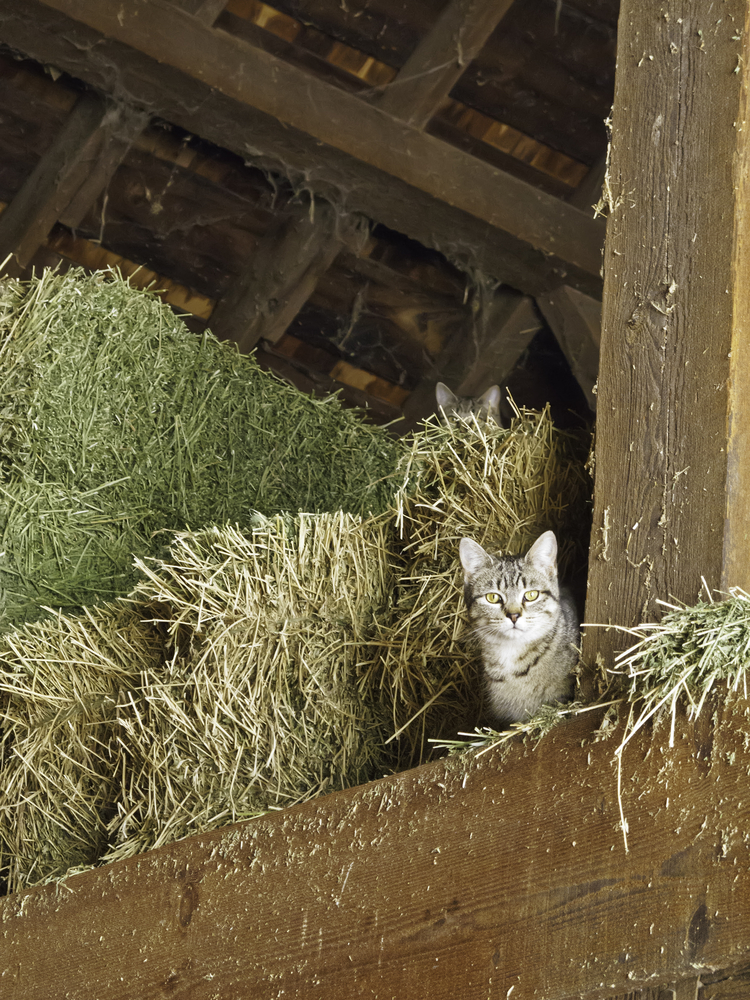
[373,407,592,764]
[104,514,397,865]
[0,270,595,892]
[0,605,163,893]
[0,268,400,629]
[0,513,398,890]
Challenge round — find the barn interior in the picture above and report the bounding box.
[0,0,611,431]
[3,2,750,999]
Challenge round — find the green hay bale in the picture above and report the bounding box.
[0,268,401,628]
[371,406,592,764]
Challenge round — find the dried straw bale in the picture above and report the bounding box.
[372,406,591,764]
[0,605,163,894]
[102,514,398,866]
[0,268,400,629]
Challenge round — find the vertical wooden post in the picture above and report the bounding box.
[583,0,750,668]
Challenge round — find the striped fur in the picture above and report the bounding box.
[459,530,578,727]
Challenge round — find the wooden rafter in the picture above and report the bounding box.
[376,0,515,129]
[536,285,600,410]
[15,0,604,295]
[399,288,542,429]
[0,92,137,270]
[2,699,750,998]
[208,200,346,352]
[456,291,543,399]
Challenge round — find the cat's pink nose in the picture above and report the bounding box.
[507,612,520,624]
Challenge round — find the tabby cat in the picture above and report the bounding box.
[459,530,578,727]
[435,382,502,425]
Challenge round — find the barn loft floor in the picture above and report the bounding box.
[0,0,614,429]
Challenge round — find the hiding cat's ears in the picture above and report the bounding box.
[459,537,491,575]
[525,530,557,575]
[478,384,501,409]
[435,382,458,409]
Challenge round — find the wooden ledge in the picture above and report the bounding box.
[2,698,750,999]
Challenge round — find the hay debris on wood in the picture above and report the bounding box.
[0,267,400,629]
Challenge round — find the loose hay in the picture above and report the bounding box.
[0,267,400,629]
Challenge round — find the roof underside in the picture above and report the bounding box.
[0,0,617,427]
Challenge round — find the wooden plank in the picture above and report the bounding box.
[3,697,750,998]
[208,201,344,351]
[0,0,603,297]
[0,91,110,269]
[456,291,543,398]
[377,0,514,128]
[536,284,600,410]
[582,0,750,669]
[33,0,605,282]
[58,104,148,229]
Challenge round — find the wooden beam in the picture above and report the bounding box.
[208,201,344,351]
[376,0,514,128]
[0,91,111,269]
[0,0,603,297]
[3,698,750,998]
[176,0,226,25]
[398,288,542,429]
[30,0,604,283]
[456,291,543,398]
[567,150,608,213]
[582,0,750,668]
[536,284,600,410]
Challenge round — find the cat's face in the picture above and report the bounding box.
[459,531,560,639]
[435,382,502,425]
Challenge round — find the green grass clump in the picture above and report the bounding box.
[0,268,401,628]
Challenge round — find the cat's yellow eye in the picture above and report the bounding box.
[524,590,539,602]
[485,592,500,604]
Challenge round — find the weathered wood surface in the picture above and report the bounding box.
[377,0,514,128]
[536,284,600,409]
[0,91,109,269]
[0,0,602,297]
[456,291,542,399]
[208,201,344,351]
[31,0,604,281]
[3,697,750,999]
[583,0,750,667]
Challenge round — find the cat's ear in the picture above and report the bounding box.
[525,530,558,576]
[459,537,491,576]
[435,382,458,410]
[478,384,501,410]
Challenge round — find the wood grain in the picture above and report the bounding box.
[583,0,750,668]
[0,91,108,269]
[208,201,343,351]
[377,0,514,128]
[2,696,750,999]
